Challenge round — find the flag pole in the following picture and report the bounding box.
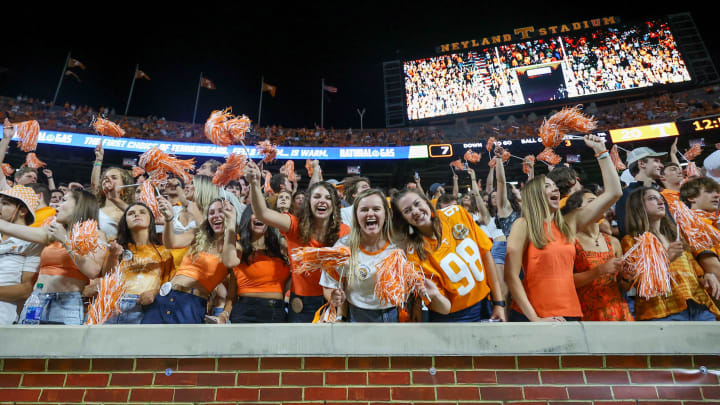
[192,72,203,125]
[321,78,324,129]
[52,51,71,106]
[124,64,139,116]
[257,74,264,127]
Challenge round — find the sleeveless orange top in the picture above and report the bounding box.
[39,242,89,282]
[175,252,227,292]
[233,253,290,295]
[515,221,582,318]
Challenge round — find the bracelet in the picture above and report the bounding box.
[594,150,608,158]
[596,151,610,160]
[94,162,103,167]
[492,300,506,307]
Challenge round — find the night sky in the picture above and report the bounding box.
[2,3,717,130]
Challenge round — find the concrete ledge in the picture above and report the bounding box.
[1,323,718,358]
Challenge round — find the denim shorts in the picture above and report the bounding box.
[20,291,84,325]
[348,304,398,322]
[231,296,287,323]
[288,293,325,323]
[105,294,144,324]
[491,241,507,265]
[141,290,207,324]
[648,300,717,322]
[429,298,490,322]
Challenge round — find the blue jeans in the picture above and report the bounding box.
[429,299,490,322]
[648,300,717,321]
[491,241,507,265]
[231,296,287,323]
[105,294,144,324]
[142,290,207,324]
[20,292,84,325]
[348,304,398,322]
[288,293,325,323]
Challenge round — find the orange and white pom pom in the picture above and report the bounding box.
[536,147,562,165]
[684,143,702,161]
[139,181,161,220]
[522,155,535,175]
[138,147,195,183]
[92,116,125,138]
[610,145,626,171]
[280,160,298,182]
[147,169,168,186]
[305,159,314,177]
[450,159,466,171]
[223,114,252,144]
[685,161,700,178]
[464,150,482,164]
[262,170,274,195]
[23,153,46,169]
[668,199,720,251]
[1,163,14,177]
[257,140,278,163]
[538,105,597,148]
[290,246,351,275]
[67,219,103,256]
[131,166,145,178]
[486,137,496,152]
[11,120,40,152]
[622,232,672,299]
[373,249,423,307]
[204,108,235,147]
[212,153,248,186]
[86,265,126,325]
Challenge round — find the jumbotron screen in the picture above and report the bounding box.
[403,19,692,121]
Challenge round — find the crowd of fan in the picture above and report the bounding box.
[1,105,720,325]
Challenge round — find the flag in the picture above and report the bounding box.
[136,70,151,80]
[262,82,277,97]
[323,84,337,93]
[68,58,86,70]
[65,70,81,82]
[201,77,216,90]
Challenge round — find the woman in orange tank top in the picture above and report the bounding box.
[0,190,105,325]
[223,203,290,323]
[505,135,622,322]
[142,198,234,324]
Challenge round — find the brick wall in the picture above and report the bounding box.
[1,355,719,404]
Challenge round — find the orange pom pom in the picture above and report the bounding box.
[686,161,700,178]
[610,145,626,171]
[257,140,278,163]
[86,265,126,325]
[262,170,274,195]
[223,114,252,144]
[305,159,314,177]
[538,105,597,148]
[622,232,672,299]
[464,150,482,164]
[12,120,40,152]
[1,163,14,177]
[450,159,466,171]
[139,181,161,220]
[92,116,125,138]
[131,166,145,178]
[290,246,351,275]
[204,108,252,147]
[536,147,562,165]
[280,160,298,182]
[684,144,702,161]
[373,249,423,307]
[23,153,46,169]
[138,147,195,183]
[486,137,496,152]
[67,219,103,256]
[668,200,720,251]
[522,155,535,175]
[212,153,248,186]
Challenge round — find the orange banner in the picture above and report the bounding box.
[609,122,679,143]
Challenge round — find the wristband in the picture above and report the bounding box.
[94,162,103,167]
[596,151,609,160]
[492,300,506,307]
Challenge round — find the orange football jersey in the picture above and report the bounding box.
[406,204,494,313]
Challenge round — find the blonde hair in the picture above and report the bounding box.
[97,167,134,206]
[521,175,573,249]
[189,198,224,258]
[192,175,220,213]
[345,189,392,286]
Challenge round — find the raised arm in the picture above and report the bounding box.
[414,171,424,195]
[485,166,494,194]
[451,172,459,197]
[468,168,489,225]
[0,119,13,191]
[309,160,323,186]
[246,160,291,233]
[493,145,512,217]
[90,143,104,194]
[221,201,241,269]
[567,135,622,232]
[43,169,56,191]
[669,137,680,166]
[159,197,195,248]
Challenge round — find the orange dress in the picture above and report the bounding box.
[573,235,633,321]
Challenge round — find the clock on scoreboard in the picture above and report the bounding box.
[686,114,720,133]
